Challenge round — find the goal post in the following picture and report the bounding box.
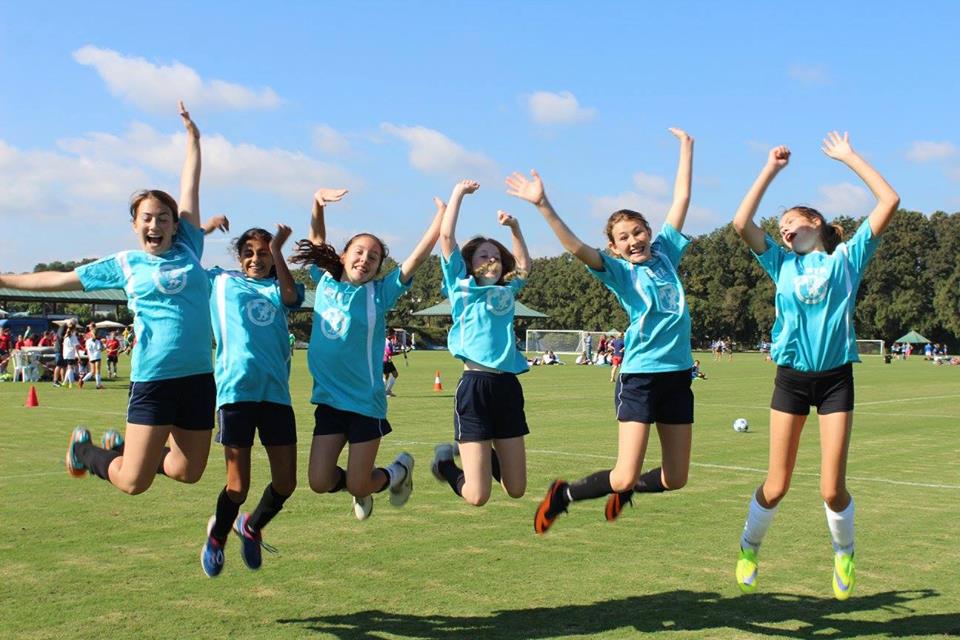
[856,339,884,356]
[525,329,622,355]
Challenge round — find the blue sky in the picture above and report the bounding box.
[2,2,958,272]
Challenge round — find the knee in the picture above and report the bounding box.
[115,477,153,495]
[226,487,248,503]
[274,477,297,497]
[663,472,688,491]
[761,482,789,507]
[308,473,332,494]
[503,483,526,499]
[461,486,491,506]
[821,488,849,512]
[609,470,634,493]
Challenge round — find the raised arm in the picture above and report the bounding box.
[309,188,348,245]
[178,101,201,229]
[400,196,447,283]
[506,170,603,270]
[821,131,900,236]
[270,224,300,306]
[732,146,790,254]
[497,210,532,276]
[0,271,82,291]
[664,128,694,232]
[439,180,480,260]
[202,215,230,236]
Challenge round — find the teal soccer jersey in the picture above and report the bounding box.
[754,219,879,372]
[440,247,528,374]
[587,223,693,374]
[208,268,305,408]
[76,220,212,382]
[307,266,409,419]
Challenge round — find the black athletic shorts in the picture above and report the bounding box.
[614,369,695,425]
[313,403,392,443]
[216,401,297,448]
[126,372,216,430]
[454,371,529,442]
[107,355,118,364]
[383,361,398,377]
[771,363,854,415]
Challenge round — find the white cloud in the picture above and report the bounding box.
[788,64,830,85]
[380,123,497,178]
[632,171,669,197]
[313,124,351,155]
[73,45,281,112]
[527,90,596,125]
[905,140,957,163]
[587,191,717,233]
[814,182,872,216]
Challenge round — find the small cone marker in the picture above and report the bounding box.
[433,370,443,392]
[25,385,39,407]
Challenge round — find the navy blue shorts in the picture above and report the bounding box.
[383,361,398,377]
[771,363,854,416]
[614,369,694,425]
[216,401,297,448]
[454,371,529,442]
[313,403,391,444]
[126,373,216,430]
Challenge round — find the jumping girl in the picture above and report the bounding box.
[292,189,445,520]
[429,180,532,507]
[0,102,216,497]
[731,133,899,600]
[199,219,305,578]
[507,128,695,534]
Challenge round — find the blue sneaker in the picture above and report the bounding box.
[233,513,276,570]
[100,429,124,452]
[65,426,91,477]
[201,516,225,578]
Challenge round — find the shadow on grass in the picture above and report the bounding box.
[279,589,959,639]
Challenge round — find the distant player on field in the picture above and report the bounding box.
[731,132,899,600]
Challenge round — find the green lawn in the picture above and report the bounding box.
[1,352,958,639]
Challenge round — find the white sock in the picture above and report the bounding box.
[82,371,93,382]
[740,492,778,553]
[825,497,855,555]
[384,376,397,393]
[387,460,407,488]
[95,373,102,386]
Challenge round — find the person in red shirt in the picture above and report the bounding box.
[104,331,121,379]
[14,334,25,350]
[38,331,54,347]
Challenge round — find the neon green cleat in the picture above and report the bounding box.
[736,548,759,594]
[832,552,856,600]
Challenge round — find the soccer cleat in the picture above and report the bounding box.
[534,480,569,535]
[832,552,856,600]
[232,512,276,570]
[604,490,633,522]
[431,443,456,482]
[352,494,373,521]
[100,429,124,452]
[65,426,91,477]
[78,377,84,389]
[736,547,759,594]
[201,515,225,578]
[388,452,414,507]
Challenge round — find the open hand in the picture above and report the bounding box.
[821,131,854,162]
[505,170,545,205]
[315,188,348,205]
[455,180,480,195]
[178,101,200,138]
[271,224,292,252]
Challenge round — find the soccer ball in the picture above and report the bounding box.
[733,418,749,432]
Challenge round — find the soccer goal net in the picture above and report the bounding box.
[856,339,884,356]
[525,330,621,355]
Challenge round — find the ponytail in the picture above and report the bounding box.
[823,223,844,254]
[290,239,345,280]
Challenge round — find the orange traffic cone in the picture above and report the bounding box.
[25,385,39,407]
[433,370,443,392]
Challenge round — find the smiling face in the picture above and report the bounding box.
[608,218,653,264]
[340,235,383,285]
[132,197,178,255]
[469,241,503,285]
[239,236,275,279]
[779,208,823,254]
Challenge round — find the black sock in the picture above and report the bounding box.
[76,442,119,481]
[248,484,291,532]
[634,467,666,493]
[155,447,171,476]
[568,470,613,502]
[374,467,390,493]
[438,459,465,497]
[490,449,502,483]
[212,487,243,542]
[327,467,347,493]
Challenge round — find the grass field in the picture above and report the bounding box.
[1,352,958,639]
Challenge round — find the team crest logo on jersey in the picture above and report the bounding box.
[794,269,829,305]
[657,283,681,313]
[485,288,514,316]
[246,299,277,327]
[320,307,349,339]
[153,263,188,294]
